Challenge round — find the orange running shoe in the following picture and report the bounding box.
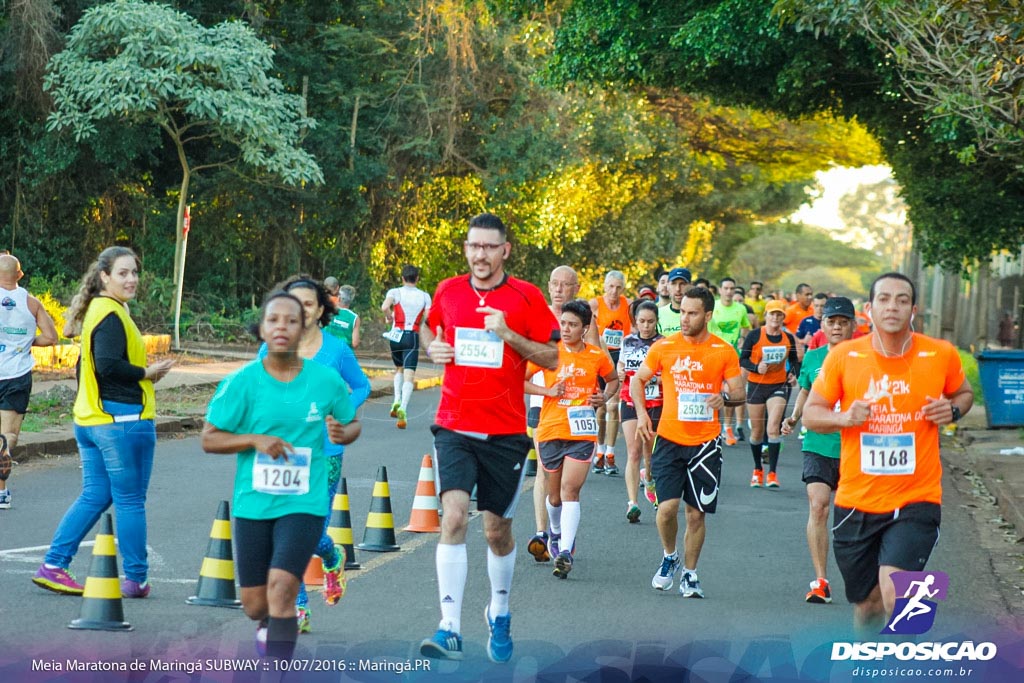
[766,471,780,488]
[806,578,832,604]
[724,427,737,446]
[749,469,763,488]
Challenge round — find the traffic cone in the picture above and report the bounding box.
[355,466,401,552]
[525,447,538,477]
[186,500,242,608]
[404,454,441,533]
[303,557,324,586]
[327,478,360,570]
[68,513,131,631]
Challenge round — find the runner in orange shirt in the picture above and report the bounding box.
[740,300,799,488]
[784,283,813,334]
[803,272,973,633]
[589,270,631,475]
[527,300,618,579]
[630,286,744,599]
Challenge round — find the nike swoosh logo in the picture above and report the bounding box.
[699,487,717,506]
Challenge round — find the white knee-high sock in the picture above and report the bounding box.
[393,373,402,404]
[487,545,516,618]
[436,543,467,633]
[546,496,562,535]
[561,501,581,553]
[401,381,414,411]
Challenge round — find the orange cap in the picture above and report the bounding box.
[765,300,787,315]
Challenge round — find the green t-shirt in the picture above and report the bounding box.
[206,359,356,519]
[712,300,751,348]
[658,305,681,336]
[325,308,358,346]
[797,346,840,459]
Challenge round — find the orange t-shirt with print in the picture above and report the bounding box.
[596,295,632,350]
[643,333,741,446]
[528,342,615,443]
[784,302,810,334]
[812,333,965,513]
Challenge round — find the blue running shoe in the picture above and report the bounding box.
[651,554,680,591]
[484,606,513,663]
[420,628,464,660]
[547,530,560,559]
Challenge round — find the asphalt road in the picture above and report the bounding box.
[0,387,1020,682]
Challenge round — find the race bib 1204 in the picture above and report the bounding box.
[252,448,312,495]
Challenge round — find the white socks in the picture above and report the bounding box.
[487,546,516,618]
[560,501,580,554]
[436,543,467,633]
[401,381,414,411]
[546,496,562,535]
[393,374,402,404]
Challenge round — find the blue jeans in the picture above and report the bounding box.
[45,418,156,581]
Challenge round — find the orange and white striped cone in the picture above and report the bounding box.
[303,557,324,586]
[404,454,441,532]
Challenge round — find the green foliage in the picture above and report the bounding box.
[958,350,983,407]
[544,0,1024,272]
[35,290,67,340]
[43,0,323,186]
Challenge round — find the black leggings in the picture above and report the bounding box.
[234,514,324,587]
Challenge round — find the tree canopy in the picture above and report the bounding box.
[1,0,894,335]
[544,0,1024,271]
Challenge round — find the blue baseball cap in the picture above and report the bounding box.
[668,267,692,283]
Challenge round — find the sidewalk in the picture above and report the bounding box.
[15,349,443,462]
[951,404,1024,542]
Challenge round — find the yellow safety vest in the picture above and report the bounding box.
[73,297,155,426]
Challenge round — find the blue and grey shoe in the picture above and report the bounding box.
[651,554,680,591]
[484,606,513,663]
[420,628,464,660]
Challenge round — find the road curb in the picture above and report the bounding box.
[952,432,1024,540]
[15,371,442,464]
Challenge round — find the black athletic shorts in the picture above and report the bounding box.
[0,370,32,414]
[527,406,541,430]
[746,381,790,405]
[832,501,941,604]
[802,451,840,490]
[650,435,723,513]
[538,439,594,472]
[431,426,531,518]
[620,402,662,431]
[389,330,420,370]
[234,514,325,586]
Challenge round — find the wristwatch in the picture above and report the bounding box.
[950,405,962,423]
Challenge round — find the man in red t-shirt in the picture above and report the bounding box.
[418,213,559,663]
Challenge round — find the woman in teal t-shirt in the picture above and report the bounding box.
[202,291,361,661]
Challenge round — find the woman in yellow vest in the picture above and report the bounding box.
[32,247,174,598]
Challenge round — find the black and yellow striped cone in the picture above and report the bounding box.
[355,466,400,552]
[525,447,538,477]
[186,500,242,608]
[68,513,132,631]
[327,478,360,570]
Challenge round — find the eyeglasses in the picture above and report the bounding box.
[464,241,506,254]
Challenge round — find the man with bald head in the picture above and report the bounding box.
[0,255,58,509]
[526,265,580,562]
